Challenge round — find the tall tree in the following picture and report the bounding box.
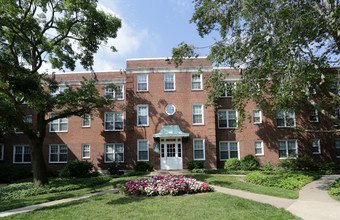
[0,0,121,186]
[173,0,340,127]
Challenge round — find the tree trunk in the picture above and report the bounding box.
[30,138,49,186]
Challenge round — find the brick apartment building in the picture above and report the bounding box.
[1,57,340,171]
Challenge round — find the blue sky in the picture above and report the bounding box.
[45,0,217,73]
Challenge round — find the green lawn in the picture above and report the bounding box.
[187,174,299,199]
[3,192,299,220]
[328,178,340,202]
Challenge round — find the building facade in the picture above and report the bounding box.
[1,58,340,171]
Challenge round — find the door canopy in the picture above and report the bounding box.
[152,125,189,138]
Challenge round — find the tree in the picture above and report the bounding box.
[0,0,121,186]
[172,0,340,127]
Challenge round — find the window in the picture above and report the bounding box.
[105,85,124,100]
[15,115,33,134]
[253,110,262,124]
[276,110,296,127]
[137,74,148,91]
[278,140,298,159]
[220,141,239,161]
[191,73,202,90]
[104,143,124,163]
[221,82,236,97]
[312,139,321,154]
[333,108,340,126]
[49,144,68,163]
[165,104,176,115]
[164,74,175,91]
[255,140,264,156]
[49,114,68,132]
[336,139,340,158]
[82,114,91,127]
[82,144,90,159]
[137,105,149,126]
[193,139,205,160]
[137,140,149,161]
[0,144,3,160]
[218,110,237,128]
[192,104,204,125]
[309,109,319,123]
[13,145,30,164]
[51,86,68,96]
[104,112,124,131]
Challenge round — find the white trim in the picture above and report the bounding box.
[137,74,148,92]
[104,112,124,131]
[276,110,296,128]
[191,73,203,90]
[82,144,91,159]
[164,73,176,91]
[13,145,31,164]
[104,143,124,163]
[220,82,236,98]
[278,139,298,159]
[0,144,3,160]
[253,109,262,124]
[193,139,205,160]
[105,84,124,100]
[49,144,68,163]
[312,139,321,154]
[81,114,91,128]
[310,109,319,123]
[218,109,238,129]
[137,139,149,161]
[49,114,68,132]
[192,104,204,125]
[15,115,33,134]
[255,140,264,156]
[219,141,240,161]
[165,104,176,115]
[137,104,149,126]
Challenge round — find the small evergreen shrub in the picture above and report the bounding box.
[0,164,32,183]
[107,162,123,175]
[289,154,318,171]
[59,160,94,178]
[187,160,204,171]
[263,162,274,171]
[329,179,340,196]
[134,161,154,172]
[224,158,241,171]
[240,154,260,171]
[123,171,149,177]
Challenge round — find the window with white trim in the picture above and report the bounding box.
[165,104,176,115]
[49,144,68,163]
[13,145,31,164]
[218,110,237,128]
[309,109,319,123]
[276,110,296,127]
[51,86,68,96]
[164,74,175,91]
[104,112,124,131]
[49,114,68,132]
[104,143,124,162]
[137,105,149,126]
[312,139,321,154]
[105,85,124,100]
[253,110,262,124]
[192,104,204,125]
[191,73,202,90]
[221,82,236,97]
[15,115,33,134]
[137,140,149,161]
[336,139,340,158]
[82,144,90,159]
[220,141,239,161]
[255,140,264,156]
[137,75,148,91]
[278,140,298,159]
[81,114,91,127]
[193,139,205,160]
[0,144,3,160]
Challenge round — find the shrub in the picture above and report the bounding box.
[224,158,241,171]
[134,161,154,172]
[123,171,149,177]
[263,162,274,171]
[187,160,204,171]
[240,154,259,171]
[329,179,340,196]
[0,164,32,183]
[107,162,123,175]
[289,154,318,171]
[59,160,94,178]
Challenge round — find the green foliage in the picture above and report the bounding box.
[134,162,154,172]
[191,169,251,175]
[123,171,149,177]
[329,179,340,196]
[263,162,274,172]
[0,164,33,183]
[186,160,204,171]
[224,158,241,171]
[107,162,122,175]
[240,155,260,171]
[59,160,94,178]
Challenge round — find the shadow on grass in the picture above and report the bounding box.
[107,195,146,205]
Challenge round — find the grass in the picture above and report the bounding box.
[3,193,299,220]
[187,174,299,199]
[328,178,340,202]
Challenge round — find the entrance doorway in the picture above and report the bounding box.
[160,138,182,170]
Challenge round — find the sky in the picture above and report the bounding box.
[45,0,217,73]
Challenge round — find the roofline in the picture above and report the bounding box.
[126,56,208,61]
[52,70,121,75]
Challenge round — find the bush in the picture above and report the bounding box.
[289,154,318,171]
[134,161,154,172]
[224,158,241,171]
[59,160,94,178]
[0,164,32,183]
[187,160,204,171]
[240,154,259,171]
[191,168,251,175]
[329,179,340,196]
[263,162,274,171]
[123,171,149,177]
[107,162,123,175]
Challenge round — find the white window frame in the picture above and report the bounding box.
[309,109,319,123]
[104,143,124,163]
[104,112,124,131]
[51,86,68,97]
[193,139,205,160]
[253,109,262,124]
[137,139,149,161]
[82,144,91,159]
[218,109,238,129]
[278,140,298,159]
[81,114,91,128]
[49,144,68,163]
[164,73,175,91]
[165,104,176,115]
[105,85,124,100]
[15,115,33,134]
[191,73,202,90]
[336,139,340,158]
[137,105,149,126]
[312,139,321,155]
[220,82,236,98]
[137,74,148,92]
[49,114,68,132]
[255,140,264,156]
[276,110,296,128]
[13,145,31,164]
[0,144,3,160]
[192,104,204,125]
[219,141,240,161]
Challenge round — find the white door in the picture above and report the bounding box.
[160,138,182,170]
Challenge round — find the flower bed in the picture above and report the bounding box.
[119,175,214,196]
